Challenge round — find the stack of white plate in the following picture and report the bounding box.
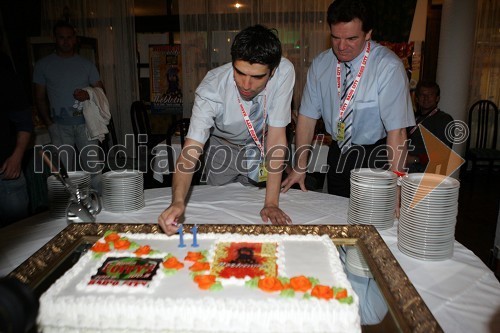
[348,168,397,230]
[398,173,460,261]
[345,246,373,278]
[47,171,91,218]
[102,170,145,212]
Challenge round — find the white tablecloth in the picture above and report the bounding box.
[1,183,499,332]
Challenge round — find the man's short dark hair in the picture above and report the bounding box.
[230,24,282,72]
[415,81,440,97]
[53,20,76,36]
[327,0,374,34]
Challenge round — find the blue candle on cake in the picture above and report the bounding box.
[191,224,199,247]
[178,224,186,248]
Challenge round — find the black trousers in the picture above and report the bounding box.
[327,138,388,197]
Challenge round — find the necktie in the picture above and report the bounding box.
[248,99,264,142]
[338,62,354,153]
[246,100,264,177]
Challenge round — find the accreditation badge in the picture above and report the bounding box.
[257,162,268,182]
[248,160,268,183]
[336,121,345,141]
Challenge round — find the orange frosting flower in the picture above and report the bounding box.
[194,274,217,290]
[113,239,131,250]
[91,241,110,253]
[134,245,151,256]
[258,277,283,292]
[163,257,184,270]
[334,288,348,299]
[184,251,204,262]
[189,262,210,272]
[289,275,312,292]
[311,285,334,300]
[104,232,120,242]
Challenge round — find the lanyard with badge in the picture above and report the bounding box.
[408,107,439,136]
[335,41,371,141]
[235,84,268,182]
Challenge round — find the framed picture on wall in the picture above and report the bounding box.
[149,44,183,114]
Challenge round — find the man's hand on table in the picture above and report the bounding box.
[280,168,308,193]
[158,202,185,235]
[260,205,292,225]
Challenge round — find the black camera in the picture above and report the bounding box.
[0,276,39,333]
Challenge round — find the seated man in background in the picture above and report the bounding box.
[406,81,454,173]
[158,25,295,235]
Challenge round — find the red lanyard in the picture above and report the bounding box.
[409,107,439,135]
[336,41,371,120]
[235,84,267,157]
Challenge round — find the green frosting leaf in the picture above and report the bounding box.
[103,230,115,237]
[92,252,104,259]
[303,293,312,300]
[129,242,140,251]
[278,276,290,285]
[163,268,178,276]
[245,277,260,288]
[308,277,320,287]
[209,282,223,291]
[338,296,353,304]
[280,289,295,298]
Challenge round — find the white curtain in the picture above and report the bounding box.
[468,0,499,107]
[40,0,139,147]
[179,0,332,117]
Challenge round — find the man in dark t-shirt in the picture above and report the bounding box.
[406,81,453,173]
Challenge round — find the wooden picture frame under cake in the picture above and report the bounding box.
[8,223,442,333]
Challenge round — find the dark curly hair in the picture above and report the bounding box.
[327,0,374,34]
[415,81,440,97]
[231,24,282,72]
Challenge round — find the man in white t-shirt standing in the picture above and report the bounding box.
[158,25,295,235]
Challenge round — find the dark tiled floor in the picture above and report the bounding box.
[456,169,500,272]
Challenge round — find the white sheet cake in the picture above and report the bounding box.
[37,232,361,333]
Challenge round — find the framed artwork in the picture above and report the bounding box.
[149,44,183,114]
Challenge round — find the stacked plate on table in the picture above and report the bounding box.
[47,171,91,218]
[348,168,397,230]
[345,246,373,278]
[102,170,145,212]
[398,173,460,261]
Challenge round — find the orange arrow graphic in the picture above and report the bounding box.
[409,124,465,208]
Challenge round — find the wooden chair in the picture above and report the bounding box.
[130,101,166,187]
[130,101,164,150]
[463,99,500,177]
[100,117,118,156]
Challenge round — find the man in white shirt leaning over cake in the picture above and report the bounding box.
[158,25,295,235]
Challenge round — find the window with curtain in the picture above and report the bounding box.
[468,0,499,107]
[179,0,417,117]
[179,0,332,117]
